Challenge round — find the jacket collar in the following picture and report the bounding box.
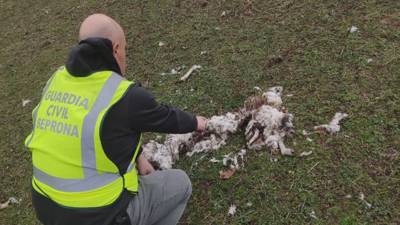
[65,38,121,77]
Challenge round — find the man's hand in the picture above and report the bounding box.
[196,116,207,132]
[136,154,155,175]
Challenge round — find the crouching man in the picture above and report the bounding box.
[25,13,206,225]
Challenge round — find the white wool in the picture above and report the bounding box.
[223,153,233,166]
[0,197,21,210]
[22,99,31,107]
[265,134,281,150]
[238,149,246,157]
[314,113,348,134]
[9,197,21,204]
[143,87,295,169]
[349,26,358,33]
[268,86,283,95]
[246,202,252,207]
[262,91,282,109]
[228,205,236,215]
[254,106,286,133]
[233,155,238,168]
[170,69,178,74]
[306,138,313,142]
[142,133,192,169]
[187,134,226,156]
[221,150,247,169]
[206,112,241,140]
[270,158,278,163]
[158,41,165,46]
[367,58,373,63]
[160,66,185,76]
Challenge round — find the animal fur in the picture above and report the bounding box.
[142,86,295,169]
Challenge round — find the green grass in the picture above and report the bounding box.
[1,0,399,224]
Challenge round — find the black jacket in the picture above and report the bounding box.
[32,38,197,225]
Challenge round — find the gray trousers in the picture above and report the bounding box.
[126,169,192,225]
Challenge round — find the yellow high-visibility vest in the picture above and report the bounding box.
[25,67,141,208]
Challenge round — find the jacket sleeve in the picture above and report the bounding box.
[127,83,198,133]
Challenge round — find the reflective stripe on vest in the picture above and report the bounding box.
[25,68,140,208]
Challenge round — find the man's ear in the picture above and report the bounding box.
[113,42,119,56]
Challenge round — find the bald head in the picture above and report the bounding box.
[79,14,127,75]
[79,14,123,42]
[79,14,124,43]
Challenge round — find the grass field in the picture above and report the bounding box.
[1,0,399,224]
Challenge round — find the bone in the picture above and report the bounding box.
[314,113,348,134]
[302,129,318,135]
[299,150,313,157]
[309,211,317,219]
[248,128,260,145]
[246,105,294,151]
[254,86,262,92]
[179,65,201,81]
[210,158,221,163]
[278,140,293,156]
[359,193,372,208]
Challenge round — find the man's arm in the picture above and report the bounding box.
[127,84,204,134]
